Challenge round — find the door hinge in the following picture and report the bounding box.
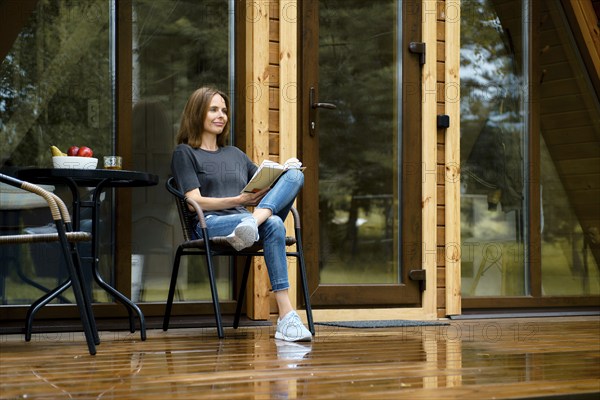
[409,42,426,65]
[409,269,426,291]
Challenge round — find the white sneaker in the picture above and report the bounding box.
[226,217,259,251]
[275,311,312,342]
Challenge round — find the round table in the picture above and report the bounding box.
[17,168,159,341]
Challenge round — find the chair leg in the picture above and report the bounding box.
[70,243,100,345]
[205,253,224,339]
[296,254,314,335]
[57,233,96,355]
[163,247,183,331]
[294,232,314,335]
[233,256,253,329]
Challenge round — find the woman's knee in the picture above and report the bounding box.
[262,215,285,236]
[283,168,304,187]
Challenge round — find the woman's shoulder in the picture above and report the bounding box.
[173,143,193,154]
[222,145,242,153]
[222,145,250,158]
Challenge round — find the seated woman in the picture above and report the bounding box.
[170,86,312,342]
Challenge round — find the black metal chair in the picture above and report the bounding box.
[0,173,98,355]
[163,177,314,338]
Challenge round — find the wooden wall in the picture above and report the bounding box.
[441,0,461,317]
[416,0,462,319]
[251,0,461,320]
[244,1,299,319]
[436,1,447,319]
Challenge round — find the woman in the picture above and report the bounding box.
[171,87,312,342]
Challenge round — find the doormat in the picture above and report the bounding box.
[315,320,450,329]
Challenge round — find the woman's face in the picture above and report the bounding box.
[202,94,228,137]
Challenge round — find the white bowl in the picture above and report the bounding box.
[52,156,98,169]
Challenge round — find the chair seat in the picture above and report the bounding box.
[180,236,297,251]
[0,232,92,244]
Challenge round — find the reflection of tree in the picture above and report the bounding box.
[133,0,229,113]
[317,0,397,270]
[0,0,230,168]
[130,1,231,287]
[319,0,396,209]
[460,0,524,213]
[1,0,112,166]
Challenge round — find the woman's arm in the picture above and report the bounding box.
[184,187,269,211]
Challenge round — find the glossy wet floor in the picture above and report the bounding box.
[1,316,599,399]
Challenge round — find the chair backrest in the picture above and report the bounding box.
[0,173,65,224]
[165,177,198,242]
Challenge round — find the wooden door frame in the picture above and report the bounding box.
[298,0,424,309]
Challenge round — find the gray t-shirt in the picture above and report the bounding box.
[171,144,258,216]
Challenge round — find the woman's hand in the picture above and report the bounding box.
[185,186,270,211]
[239,187,270,206]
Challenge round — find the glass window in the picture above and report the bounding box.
[316,0,402,284]
[1,0,114,305]
[130,0,233,302]
[460,0,528,296]
[538,1,599,296]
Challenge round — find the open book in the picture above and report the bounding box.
[241,157,305,193]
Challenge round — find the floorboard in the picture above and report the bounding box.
[1,316,599,399]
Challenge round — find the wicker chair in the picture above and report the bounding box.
[163,177,314,338]
[0,173,98,355]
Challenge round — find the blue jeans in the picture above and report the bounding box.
[194,169,304,291]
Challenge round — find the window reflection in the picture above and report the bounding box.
[0,0,114,305]
[317,0,400,284]
[538,1,600,295]
[460,0,527,296]
[130,0,231,302]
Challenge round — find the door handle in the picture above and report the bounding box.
[309,87,336,136]
[312,102,336,110]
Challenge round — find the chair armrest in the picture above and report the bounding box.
[0,173,66,224]
[165,176,208,230]
[184,196,208,229]
[290,206,302,230]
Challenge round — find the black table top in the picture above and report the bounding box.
[17,168,159,188]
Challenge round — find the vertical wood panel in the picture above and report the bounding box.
[444,0,461,316]
[422,0,438,317]
[279,0,298,308]
[566,0,600,93]
[246,0,271,320]
[436,1,446,318]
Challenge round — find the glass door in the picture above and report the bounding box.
[460,0,529,298]
[460,0,600,308]
[300,0,422,307]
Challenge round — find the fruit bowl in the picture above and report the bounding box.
[52,156,98,169]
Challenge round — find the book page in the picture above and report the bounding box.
[241,162,285,193]
[241,158,304,193]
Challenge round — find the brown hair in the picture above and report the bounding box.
[176,87,231,148]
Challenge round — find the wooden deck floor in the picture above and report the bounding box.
[1,316,599,399]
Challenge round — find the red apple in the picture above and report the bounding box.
[67,146,80,156]
[77,146,93,157]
